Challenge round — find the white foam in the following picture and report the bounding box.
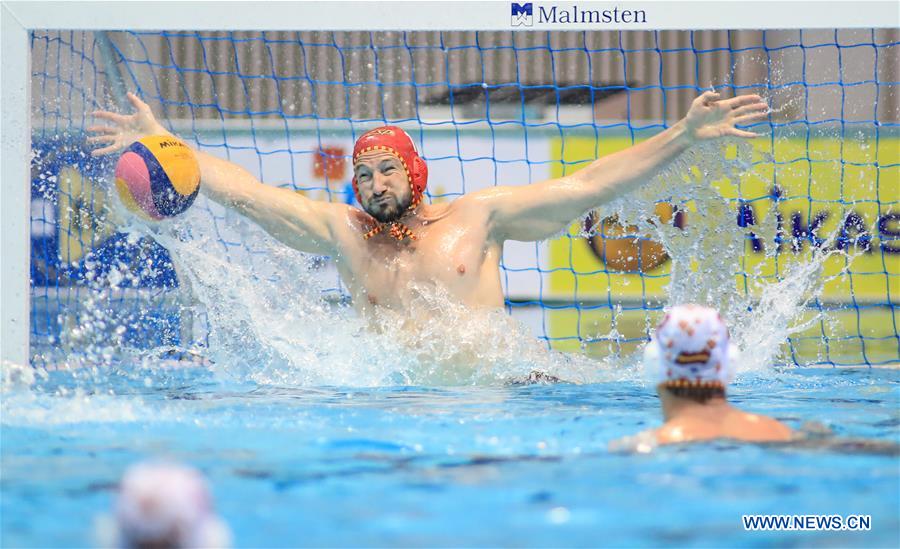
[589,138,851,372]
[1,385,153,426]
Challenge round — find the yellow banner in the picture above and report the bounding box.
[548,134,899,302]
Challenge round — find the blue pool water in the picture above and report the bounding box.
[2,364,897,547]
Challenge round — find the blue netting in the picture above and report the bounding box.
[29,30,899,366]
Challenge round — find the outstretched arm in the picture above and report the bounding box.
[88,93,347,256]
[479,91,769,242]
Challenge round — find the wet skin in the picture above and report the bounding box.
[340,150,505,315]
[653,387,793,444]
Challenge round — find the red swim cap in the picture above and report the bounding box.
[352,126,428,209]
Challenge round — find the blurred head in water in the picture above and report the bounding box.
[109,461,231,549]
[644,304,738,403]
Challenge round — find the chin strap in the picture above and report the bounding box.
[662,379,725,390]
[363,221,417,241]
[362,194,423,242]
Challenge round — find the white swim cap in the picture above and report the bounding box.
[114,462,231,548]
[643,304,738,387]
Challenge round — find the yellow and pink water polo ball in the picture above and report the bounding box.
[115,135,200,220]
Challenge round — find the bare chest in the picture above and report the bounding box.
[341,220,493,307]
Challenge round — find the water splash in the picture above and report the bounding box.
[586,138,851,372]
[144,208,614,387]
[1,359,155,426]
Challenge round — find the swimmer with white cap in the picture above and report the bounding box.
[98,462,231,549]
[626,304,792,448]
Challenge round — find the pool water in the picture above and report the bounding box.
[2,364,897,547]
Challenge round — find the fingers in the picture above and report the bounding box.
[88,137,121,157]
[728,128,759,139]
[92,110,127,124]
[720,94,765,110]
[86,125,118,135]
[734,111,770,125]
[698,90,720,106]
[87,135,117,144]
[91,92,147,124]
[90,145,119,157]
[731,103,769,117]
[127,91,150,112]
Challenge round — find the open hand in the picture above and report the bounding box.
[88,92,172,156]
[683,91,769,141]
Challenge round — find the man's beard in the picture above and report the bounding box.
[365,193,412,223]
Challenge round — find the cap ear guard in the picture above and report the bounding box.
[643,335,663,382]
[410,155,428,205]
[723,342,740,383]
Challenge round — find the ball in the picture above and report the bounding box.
[115,135,200,220]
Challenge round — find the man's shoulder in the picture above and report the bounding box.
[418,198,474,222]
[436,192,495,218]
[729,411,793,440]
[656,418,719,444]
[346,206,385,234]
[325,204,372,244]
